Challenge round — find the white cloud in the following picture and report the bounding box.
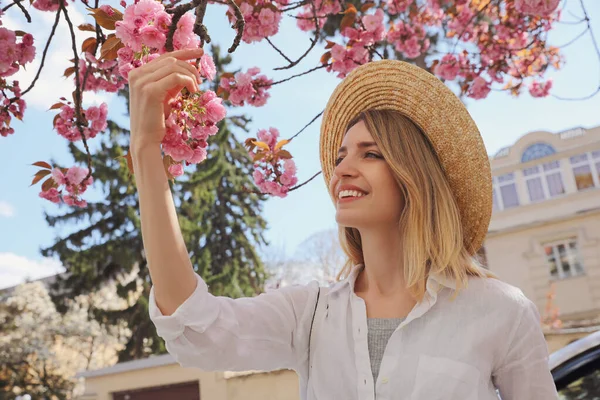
[0,252,65,290]
[2,5,114,110]
[0,201,16,218]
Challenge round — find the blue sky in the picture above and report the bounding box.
[1,0,599,288]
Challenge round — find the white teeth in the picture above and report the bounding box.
[338,190,366,199]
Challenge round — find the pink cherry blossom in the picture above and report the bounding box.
[387,20,430,59]
[529,79,552,97]
[39,165,93,207]
[228,3,282,43]
[220,67,272,107]
[434,54,461,80]
[39,188,61,203]
[199,54,216,81]
[296,0,341,32]
[515,0,560,16]
[168,163,184,177]
[247,127,298,198]
[467,77,491,99]
[51,168,66,185]
[53,103,108,142]
[32,0,64,12]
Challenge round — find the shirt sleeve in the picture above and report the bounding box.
[149,273,319,373]
[493,296,558,399]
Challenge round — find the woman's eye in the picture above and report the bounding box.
[366,152,382,159]
[334,157,343,166]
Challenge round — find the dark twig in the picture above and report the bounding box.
[289,110,323,140]
[289,170,322,191]
[166,0,202,51]
[268,63,328,86]
[2,0,60,116]
[553,0,600,100]
[61,1,93,182]
[80,0,103,96]
[242,170,322,195]
[556,26,588,48]
[274,0,321,70]
[266,37,293,64]
[226,0,244,53]
[2,0,31,22]
[194,0,211,47]
[280,1,310,12]
[21,8,61,97]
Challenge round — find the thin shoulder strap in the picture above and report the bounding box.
[308,287,320,375]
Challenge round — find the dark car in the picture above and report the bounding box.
[550,330,600,399]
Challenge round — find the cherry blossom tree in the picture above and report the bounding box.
[0,0,597,206]
[0,280,128,399]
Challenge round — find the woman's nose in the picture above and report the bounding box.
[333,155,359,178]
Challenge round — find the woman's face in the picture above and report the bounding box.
[329,120,405,229]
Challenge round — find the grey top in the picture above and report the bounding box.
[367,318,405,385]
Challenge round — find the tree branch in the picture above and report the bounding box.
[289,109,323,140]
[265,37,293,64]
[61,0,94,182]
[289,170,321,191]
[2,0,31,22]
[226,0,244,53]
[274,0,320,70]
[553,0,600,100]
[269,63,328,86]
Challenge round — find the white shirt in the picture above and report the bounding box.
[149,265,558,400]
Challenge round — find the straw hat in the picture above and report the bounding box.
[319,60,492,255]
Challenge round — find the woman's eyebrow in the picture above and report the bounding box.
[337,141,378,155]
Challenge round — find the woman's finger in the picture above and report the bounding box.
[136,64,199,95]
[143,70,199,101]
[132,48,204,78]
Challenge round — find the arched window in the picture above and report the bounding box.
[521,143,556,163]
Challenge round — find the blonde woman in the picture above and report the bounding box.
[130,49,558,399]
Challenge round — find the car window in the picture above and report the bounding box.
[558,364,600,399]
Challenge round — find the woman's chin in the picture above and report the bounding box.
[335,213,364,229]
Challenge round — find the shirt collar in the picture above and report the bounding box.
[328,263,457,295]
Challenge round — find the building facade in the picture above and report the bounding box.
[483,126,600,335]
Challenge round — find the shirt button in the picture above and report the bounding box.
[381,377,389,384]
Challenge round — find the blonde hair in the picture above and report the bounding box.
[336,109,495,301]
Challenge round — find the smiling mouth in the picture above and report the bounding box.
[337,190,368,201]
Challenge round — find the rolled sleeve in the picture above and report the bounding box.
[149,274,219,341]
[148,272,319,372]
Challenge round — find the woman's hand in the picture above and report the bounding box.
[129,48,204,154]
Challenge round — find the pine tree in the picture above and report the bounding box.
[41,44,269,362]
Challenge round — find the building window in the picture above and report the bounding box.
[570,152,600,191]
[521,142,556,163]
[522,161,565,203]
[492,173,520,211]
[544,238,585,280]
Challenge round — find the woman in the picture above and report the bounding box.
[129,48,558,399]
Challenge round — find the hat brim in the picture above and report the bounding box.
[319,60,492,255]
